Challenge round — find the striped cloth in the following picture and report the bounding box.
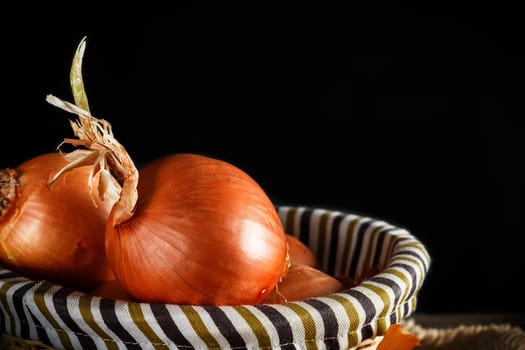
[0,206,431,350]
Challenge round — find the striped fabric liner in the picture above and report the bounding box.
[0,206,431,350]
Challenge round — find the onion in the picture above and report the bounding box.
[286,234,319,268]
[46,37,289,305]
[106,154,290,305]
[0,153,116,290]
[262,263,344,304]
[91,278,133,301]
[336,265,382,289]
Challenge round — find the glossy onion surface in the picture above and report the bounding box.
[106,154,288,305]
[0,153,115,290]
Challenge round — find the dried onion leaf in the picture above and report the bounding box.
[70,36,90,113]
[47,37,139,223]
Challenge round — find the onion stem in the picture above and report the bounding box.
[46,37,136,225]
[0,169,18,217]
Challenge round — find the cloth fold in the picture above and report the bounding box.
[3,319,525,349]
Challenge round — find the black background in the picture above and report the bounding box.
[3,12,524,314]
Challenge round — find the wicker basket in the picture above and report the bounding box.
[0,205,430,349]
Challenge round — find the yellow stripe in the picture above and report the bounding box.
[396,255,425,289]
[399,242,431,271]
[412,296,417,313]
[386,235,398,261]
[0,281,17,335]
[180,305,221,349]
[128,303,167,349]
[377,316,388,336]
[317,211,330,269]
[389,238,431,271]
[327,294,360,348]
[360,283,390,318]
[340,218,359,275]
[235,306,272,349]
[78,295,119,350]
[360,283,390,334]
[285,303,318,350]
[380,267,408,325]
[404,241,432,263]
[382,268,410,304]
[363,226,384,274]
[33,282,74,349]
[389,254,425,293]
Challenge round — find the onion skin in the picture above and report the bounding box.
[0,153,115,290]
[286,234,319,268]
[336,265,382,289]
[91,278,133,301]
[262,263,345,304]
[106,153,289,306]
[377,324,421,350]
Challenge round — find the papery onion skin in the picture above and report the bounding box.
[286,234,319,268]
[105,153,289,306]
[263,263,345,304]
[0,153,115,291]
[91,278,133,301]
[377,324,421,350]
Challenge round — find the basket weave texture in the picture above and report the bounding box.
[0,206,431,349]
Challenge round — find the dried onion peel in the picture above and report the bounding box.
[377,324,421,350]
[286,233,319,268]
[263,263,345,304]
